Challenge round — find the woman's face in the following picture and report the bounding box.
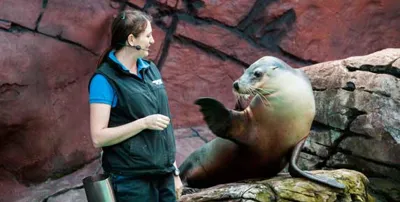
[128,20,155,58]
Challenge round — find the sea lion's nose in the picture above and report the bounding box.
[233,81,239,91]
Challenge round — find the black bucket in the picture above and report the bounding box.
[83,174,116,202]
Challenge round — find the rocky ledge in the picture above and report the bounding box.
[180,169,372,202]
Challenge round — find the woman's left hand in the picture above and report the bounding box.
[174,175,183,200]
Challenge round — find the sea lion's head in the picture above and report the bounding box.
[233,56,295,98]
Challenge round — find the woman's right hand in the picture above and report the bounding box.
[142,114,170,130]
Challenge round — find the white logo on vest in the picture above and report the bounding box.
[152,79,163,85]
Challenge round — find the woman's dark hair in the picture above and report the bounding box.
[97,10,152,66]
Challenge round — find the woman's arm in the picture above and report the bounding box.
[90,103,170,148]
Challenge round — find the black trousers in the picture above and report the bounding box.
[110,173,176,202]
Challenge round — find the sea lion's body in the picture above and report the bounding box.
[180,56,345,189]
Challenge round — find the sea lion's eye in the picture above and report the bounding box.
[254,70,263,78]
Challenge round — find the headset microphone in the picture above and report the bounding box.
[133,45,149,51]
[122,43,149,51]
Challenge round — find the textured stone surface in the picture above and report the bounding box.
[339,136,399,165]
[194,0,257,27]
[0,0,42,29]
[303,129,343,158]
[157,0,185,10]
[162,41,245,127]
[175,20,283,66]
[181,169,370,202]
[0,31,99,196]
[46,189,87,202]
[4,159,100,202]
[297,153,324,171]
[38,0,120,54]
[368,178,400,202]
[327,153,400,181]
[303,49,400,142]
[277,0,400,62]
[302,48,400,182]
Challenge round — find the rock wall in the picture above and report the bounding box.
[0,0,399,201]
[301,48,400,181]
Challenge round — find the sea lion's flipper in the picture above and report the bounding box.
[195,97,232,138]
[289,138,346,190]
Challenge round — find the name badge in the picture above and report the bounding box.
[152,79,163,85]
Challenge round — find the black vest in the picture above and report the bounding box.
[91,58,176,176]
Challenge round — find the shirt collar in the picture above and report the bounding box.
[108,50,150,73]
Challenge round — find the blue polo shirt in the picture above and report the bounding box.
[89,50,150,107]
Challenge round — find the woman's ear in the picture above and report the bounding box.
[127,34,136,46]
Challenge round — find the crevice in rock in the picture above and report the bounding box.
[312,110,400,170]
[346,62,400,79]
[42,0,48,9]
[345,107,367,127]
[185,0,205,14]
[279,46,317,67]
[0,19,12,30]
[280,188,317,197]
[125,0,143,10]
[0,83,27,101]
[171,12,312,68]
[310,125,348,168]
[301,145,329,157]
[157,14,179,70]
[51,34,98,56]
[35,0,49,31]
[42,185,84,202]
[173,34,249,67]
[1,22,30,33]
[258,9,296,50]
[2,22,97,56]
[53,79,78,91]
[35,12,44,31]
[315,87,394,101]
[176,12,264,53]
[144,0,157,10]
[190,127,208,143]
[153,0,181,10]
[46,154,101,183]
[364,89,391,98]
[336,147,400,169]
[0,83,27,92]
[237,0,274,31]
[175,12,274,56]
[263,183,278,201]
[317,117,399,170]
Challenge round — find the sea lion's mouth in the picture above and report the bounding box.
[234,88,276,97]
[233,91,252,101]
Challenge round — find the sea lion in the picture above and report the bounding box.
[179,56,345,189]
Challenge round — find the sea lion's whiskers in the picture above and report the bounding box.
[250,87,272,106]
[233,91,247,101]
